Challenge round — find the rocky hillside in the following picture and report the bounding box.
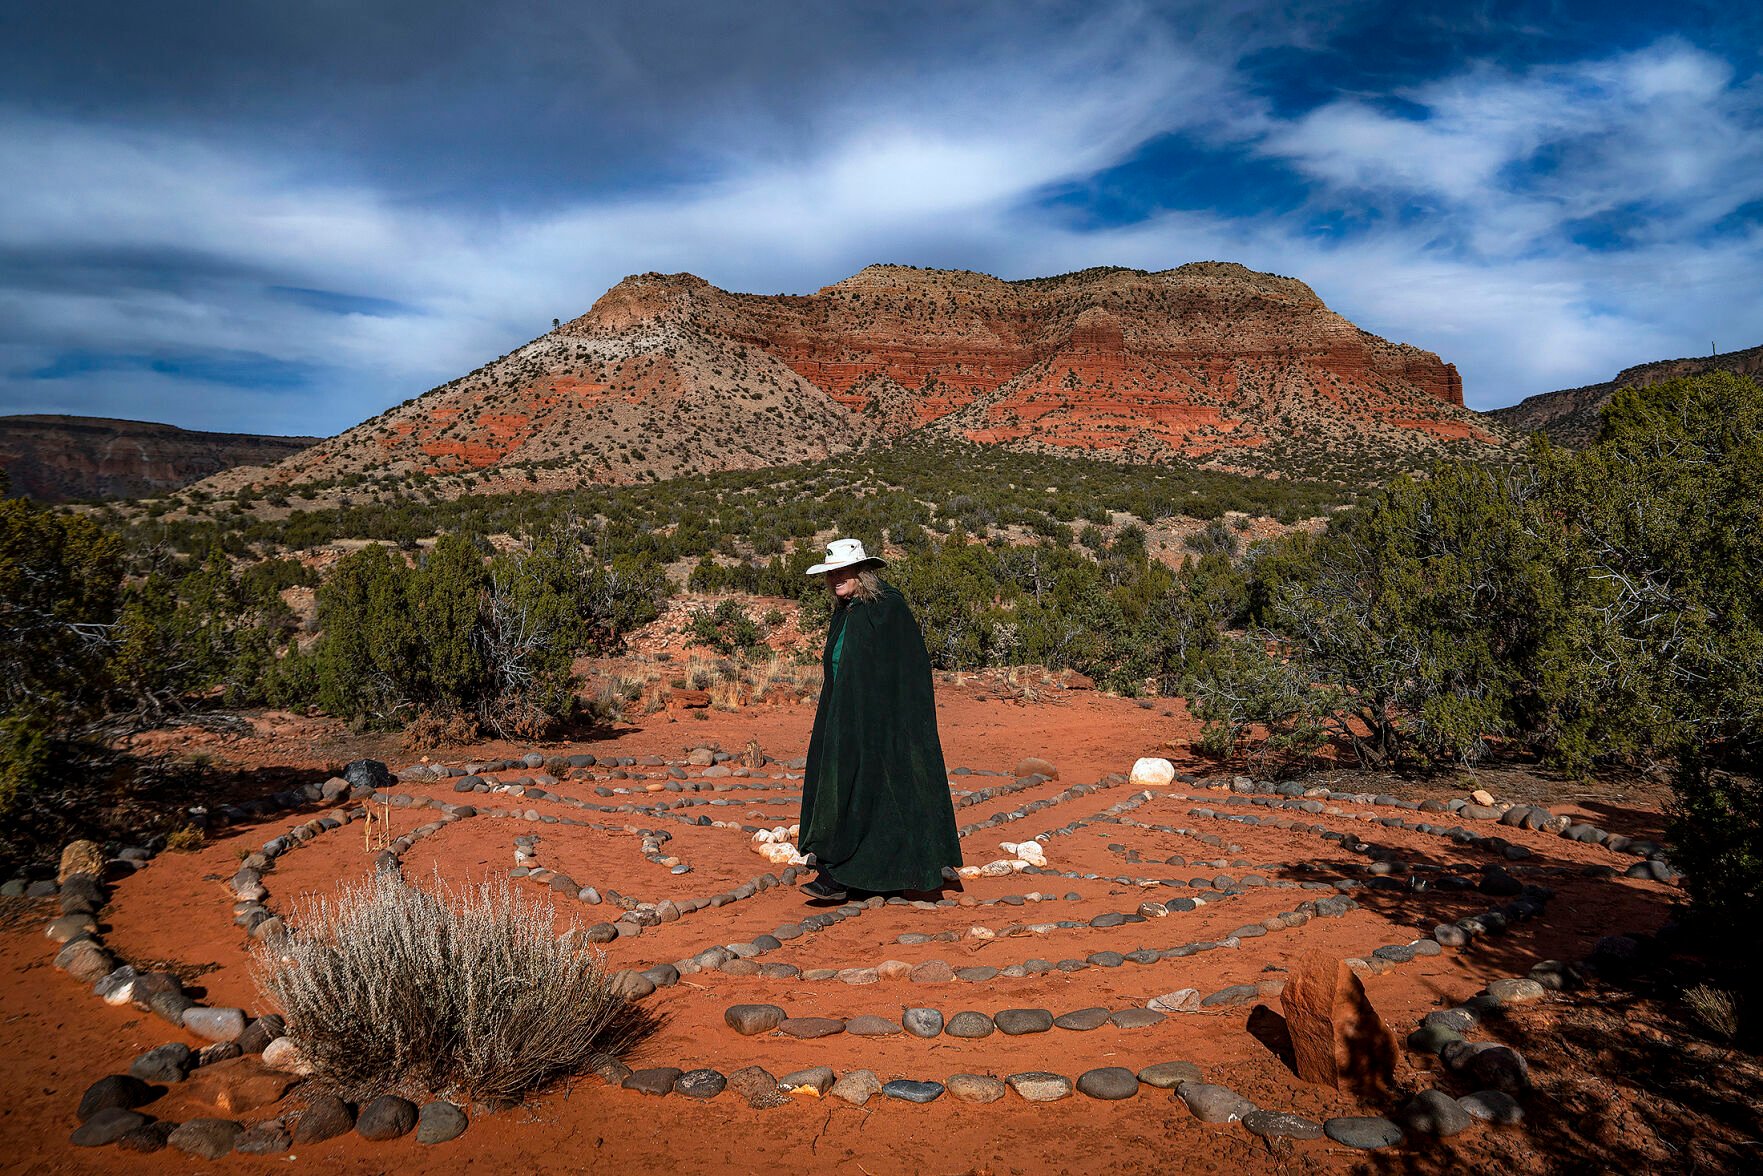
[204,262,1511,495]
[1491,343,1763,447]
[0,415,318,502]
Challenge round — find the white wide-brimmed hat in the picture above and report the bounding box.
[806,537,887,576]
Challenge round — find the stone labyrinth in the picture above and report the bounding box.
[28,747,1681,1159]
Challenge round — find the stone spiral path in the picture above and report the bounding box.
[18,748,1681,1160]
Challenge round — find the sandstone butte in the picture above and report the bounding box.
[0,415,318,504]
[203,262,1514,495]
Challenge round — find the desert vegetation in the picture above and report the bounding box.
[1182,372,1761,927]
[254,871,655,1103]
[3,373,1758,938]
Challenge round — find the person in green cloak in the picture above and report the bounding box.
[797,538,962,901]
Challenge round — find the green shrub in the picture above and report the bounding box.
[0,492,120,818]
[688,599,765,657]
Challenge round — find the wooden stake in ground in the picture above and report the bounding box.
[361,799,392,853]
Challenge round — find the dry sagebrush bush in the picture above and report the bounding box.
[253,871,656,1102]
[1683,984,1741,1043]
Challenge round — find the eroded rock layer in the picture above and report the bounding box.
[0,416,318,502]
[209,262,1508,492]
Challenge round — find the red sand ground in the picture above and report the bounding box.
[0,689,1707,1174]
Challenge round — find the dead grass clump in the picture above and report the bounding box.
[1684,984,1741,1043]
[164,826,205,853]
[254,872,655,1102]
[586,675,645,725]
[403,706,480,751]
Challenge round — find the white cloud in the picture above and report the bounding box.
[1,25,1759,431]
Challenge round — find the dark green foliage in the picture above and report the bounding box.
[1186,635,1331,768]
[688,599,766,658]
[1177,370,1762,928]
[1191,372,1762,776]
[886,529,1217,693]
[303,531,666,734]
[0,492,121,816]
[1669,755,1762,931]
[115,439,1349,565]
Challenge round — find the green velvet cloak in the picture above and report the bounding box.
[799,581,962,893]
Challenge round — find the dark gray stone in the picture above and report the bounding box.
[356,1094,418,1140]
[882,1079,944,1103]
[1464,1044,1531,1094]
[994,1008,1054,1035]
[78,1074,157,1121]
[168,1118,242,1159]
[116,1121,175,1154]
[1404,1089,1475,1136]
[416,1100,468,1144]
[1325,1116,1406,1149]
[1408,1023,1465,1054]
[236,1014,285,1054]
[1076,1067,1138,1099]
[292,1094,354,1143]
[675,1069,727,1099]
[945,1011,995,1038]
[1243,1110,1324,1140]
[343,759,392,796]
[1053,1007,1111,1031]
[128,1043,193,1083]
[724,1003,786,1035]
[71,1108,150,1147]
[1109,1007,1167,1028]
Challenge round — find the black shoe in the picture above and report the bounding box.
[801,873,847,901]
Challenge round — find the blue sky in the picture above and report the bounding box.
[2,1,1759,434]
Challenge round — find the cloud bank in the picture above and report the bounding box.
[2,2,1758,433]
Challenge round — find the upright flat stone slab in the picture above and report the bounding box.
[1280,948,1396,1095]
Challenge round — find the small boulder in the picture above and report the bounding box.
[724,1003,786,1035]
[181,1006,247,1043]
[168,1118,243,1160]
[778,1066,836,1097]
[1403,1088,1475,1136]
[77,1074,158,1121]
[129,1043,194,1084]
[674,1069,727,1099]
[1176,1082,1254,1123]
[945,1073,1006,1103]
[292,1094,355,1143]
[356,1094,418,1140]
[1137,1060,1203,1088]
[1006,1072,1072,1102]
[416,1101,468,1144]
[828,1069,883,1106]
[1076,1067,1138,1100]
[71,1108,150,1147]
[235,1120,292,1155]
[1129,758,1175,788]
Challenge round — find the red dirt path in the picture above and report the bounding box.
[0,690,1698,1174]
